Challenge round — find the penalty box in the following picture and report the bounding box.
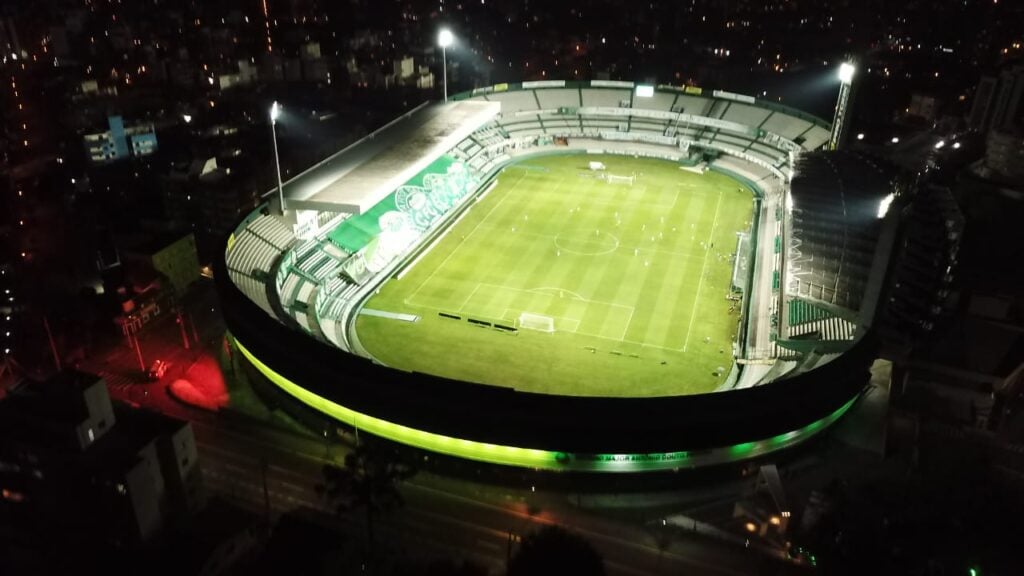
[459,283,633,341]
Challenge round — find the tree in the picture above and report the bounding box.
[315,440,417,562]
[507,525,605,576]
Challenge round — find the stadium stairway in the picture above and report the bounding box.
[786,298,856,341]
[299,284,327,339]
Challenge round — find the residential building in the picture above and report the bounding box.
[83,116,158,164]
[0,371,203,548]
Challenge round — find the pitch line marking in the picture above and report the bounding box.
[528,287,586,300]
[619,306,635,341]
[405,172,530,308]
[463,283,636,342]
[474,283,634,312]
[499,308,582,334]
[473,223,703,261]
[553,231,620,256]
[457,283,483,313]
[682,188,723,353]
[400,161,735,355]
[667,188,681,211]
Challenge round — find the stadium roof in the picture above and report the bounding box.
[283,100,500,214]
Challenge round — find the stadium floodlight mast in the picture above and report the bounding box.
[270,101,285,214]
[438,29,454,102]
[829,61,856,151]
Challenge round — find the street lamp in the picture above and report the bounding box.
[270,101,285,214]
[438,29,454,102]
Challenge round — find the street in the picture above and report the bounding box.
[194,417,773,576]
[80,281,799,575]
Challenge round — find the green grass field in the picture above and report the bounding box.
[355,154,753,397]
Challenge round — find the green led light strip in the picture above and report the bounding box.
[235,339,858,472]
[237,340,562,469]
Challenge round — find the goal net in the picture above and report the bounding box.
[605,174,634,185]
[518,312,555,333]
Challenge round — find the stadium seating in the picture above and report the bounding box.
[581,88,631,108]
[760,112,813,140]
[226,82,838,362]
[638,91,678,112]
[227,232,275,274]
[535,88,581,110]
[485,90,539,114]
[279,272,303,306]
[223,214,300,317]
[720,102,772,128]
[227,269,272,315]
[248,215,296,251]
[467,84,824,189]
[296,247,343,282]
[787,152,893,312]
[710,156,775,188]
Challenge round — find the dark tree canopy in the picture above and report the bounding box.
[315,440,417,560]
[507,525,605,576]
[394,558,489,576]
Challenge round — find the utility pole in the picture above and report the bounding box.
[131,331,145,373]
[261,456,272,534]
[42,315,61,371]
[176,306,190,350]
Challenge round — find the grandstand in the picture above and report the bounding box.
[780,152,902,353]
[217,80,889,472]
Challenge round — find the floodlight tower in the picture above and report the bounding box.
[270,101,285,214]
[438,29,454,102]
[829,62,856,150]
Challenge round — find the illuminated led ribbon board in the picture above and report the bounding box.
[236,339,857,472]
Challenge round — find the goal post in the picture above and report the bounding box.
[605,173,634,185]
[518,312,555,333]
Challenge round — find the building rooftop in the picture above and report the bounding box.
[0,371,186,463]
[78,404,188,477]
[0,371,103,449]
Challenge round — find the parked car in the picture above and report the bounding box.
[147,359,170,381]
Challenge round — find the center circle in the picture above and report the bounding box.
[554,230,620,256]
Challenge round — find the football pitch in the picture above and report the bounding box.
[355,154,754,397]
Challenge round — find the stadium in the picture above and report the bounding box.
[216,80,899,472]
